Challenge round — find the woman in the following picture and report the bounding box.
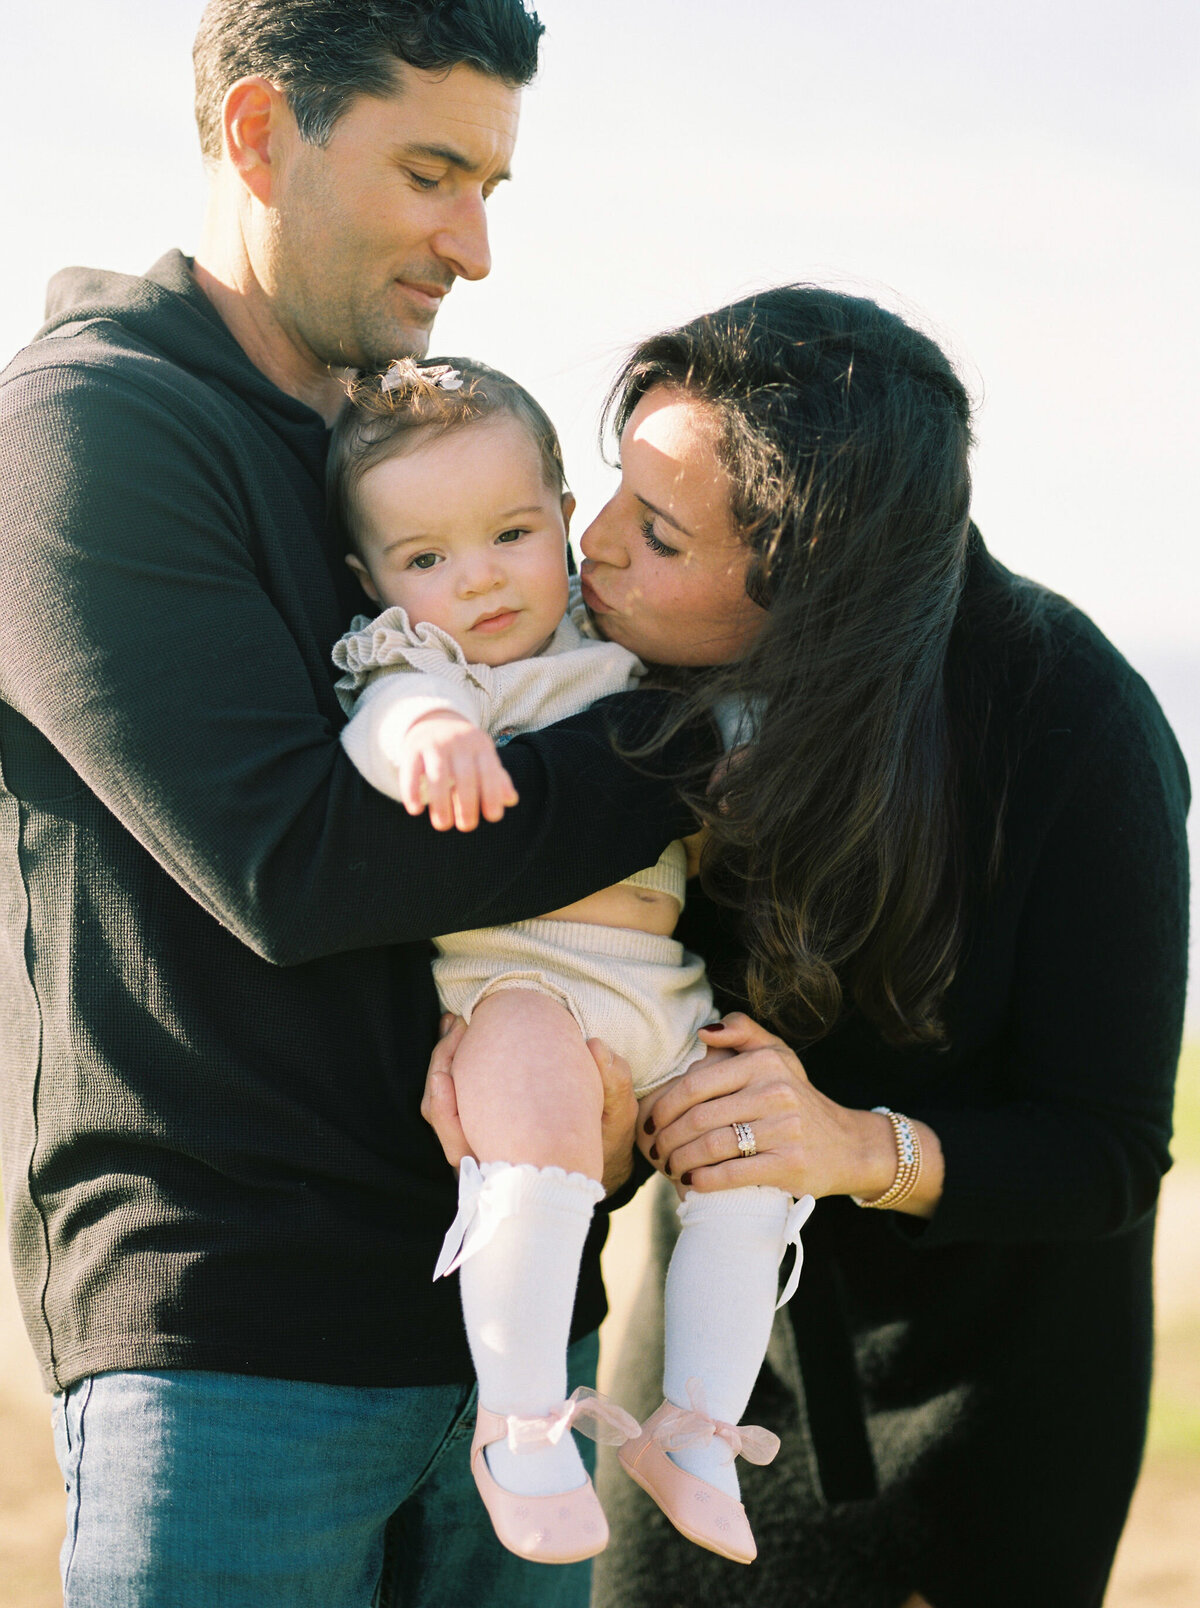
[431,286,1190,1608]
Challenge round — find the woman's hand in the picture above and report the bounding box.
[421,1015,640,1198]
[644,1013,943,1216]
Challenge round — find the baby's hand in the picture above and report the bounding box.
[399,711,519,831]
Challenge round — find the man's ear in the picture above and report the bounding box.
[560,491,576,539]
[345,552,382,605]
[222,76,290,206]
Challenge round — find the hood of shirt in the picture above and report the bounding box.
[36,249,330,473]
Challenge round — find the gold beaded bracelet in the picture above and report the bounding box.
[852,1106,922,1210]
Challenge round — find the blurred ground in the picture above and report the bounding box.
[2,1046,1197,1606]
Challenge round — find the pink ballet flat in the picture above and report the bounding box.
[470,1387,640,1565]
[617,1381,781,1565]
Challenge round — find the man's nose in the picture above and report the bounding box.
[433,194,492,283]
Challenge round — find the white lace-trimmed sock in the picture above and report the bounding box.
[661,1185,793,1502]
[456,1160,605,1497]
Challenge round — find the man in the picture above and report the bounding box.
[0,4,703,1603]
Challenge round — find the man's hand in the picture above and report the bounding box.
[398,711,519,831]
[420,1015,472,1169]
[587,1036,639,1197]
[421,1015,639,1198]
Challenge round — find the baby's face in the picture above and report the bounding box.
[349,415,573,666]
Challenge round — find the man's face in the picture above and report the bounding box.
[263,63,520,372]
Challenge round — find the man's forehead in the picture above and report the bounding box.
[364,60,521,166]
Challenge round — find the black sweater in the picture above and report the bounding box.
[598,548,1191,1608]
[0,252,707,1391]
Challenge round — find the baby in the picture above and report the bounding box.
[328,358,812,1567]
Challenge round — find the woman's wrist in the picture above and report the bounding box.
[851,1107,903,1202]
[849,1108,945,1219]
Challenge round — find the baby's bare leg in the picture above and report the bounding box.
[452,989,605,1179]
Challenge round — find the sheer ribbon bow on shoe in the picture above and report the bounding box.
[502,1386,641,1454]
[651,1378,781,1467]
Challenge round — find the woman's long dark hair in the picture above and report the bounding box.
[608,287,979,1048]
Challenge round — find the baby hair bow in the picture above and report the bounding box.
[650,1378,781,1467]
[776,1192,816,1308]
[380,357,464,394]
[419,363,464,390]
[503,1387,642,1455]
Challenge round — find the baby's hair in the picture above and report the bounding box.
[328,357,567,555]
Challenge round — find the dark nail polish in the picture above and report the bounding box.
[664,1157,673,1175]
[643,1115,655,1136]
[681,1172,693,1186]
[649,1143,659,1162]
[703,1020,725,1031]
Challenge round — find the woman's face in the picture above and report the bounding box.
[578,386,766,666]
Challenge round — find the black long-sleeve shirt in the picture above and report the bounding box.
[0,252,706,1391]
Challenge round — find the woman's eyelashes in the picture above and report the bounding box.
[640,517,678,558]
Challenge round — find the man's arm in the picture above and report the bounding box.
[0,361,709,962]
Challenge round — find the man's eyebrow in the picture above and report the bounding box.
[399,141,513,184]
[637,495,693,539]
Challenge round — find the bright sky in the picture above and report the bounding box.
[3,0,1197,654]
[3,0,1198,1017]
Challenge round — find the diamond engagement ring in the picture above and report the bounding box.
[733,1122,758,1157]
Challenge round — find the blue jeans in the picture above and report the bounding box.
[51,1332,600,1608]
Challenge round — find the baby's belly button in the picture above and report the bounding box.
[542,888,679,935]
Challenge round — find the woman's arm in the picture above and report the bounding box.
[898,677,1188,1246]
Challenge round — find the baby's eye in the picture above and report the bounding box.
[408,551,441,570]
[640,517,677,559]
[495,528,527,544]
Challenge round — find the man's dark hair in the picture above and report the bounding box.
[194,0,544,165]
